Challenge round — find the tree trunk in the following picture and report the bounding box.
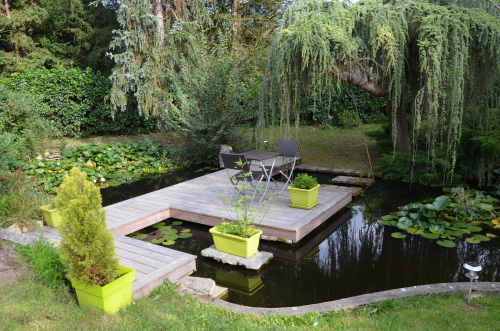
[4,0,11,18]
[387,100,410,153]
[154,1,165,47]
[231,0,242,36]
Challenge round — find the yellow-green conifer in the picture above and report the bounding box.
[55,167,121,286]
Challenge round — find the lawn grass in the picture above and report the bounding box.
[1,271,498,330]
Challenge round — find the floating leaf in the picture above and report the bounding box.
[491,219,499,225]
[382,220,395,226]
[391,232,407,239]
[171,221,183,225]
[178,232,193,238]
[485,233,498,238]
[397,217,414,229]
[420,233,439,239]
[152,222,165,228]
[381,215,397,221]
[151,238,165,244]
[478,203,493,211]
[472,234,490,242]
[162,240,176,245]
[163,234,179,241]
[158,226,172,231]
[437,240,456,248]
[465,237,481,244]
[132,233,148,239]
[161,229,177,235]
[463,224,482,232]
[409,213,421,220]
[429,224,445,234]
[445,229,464,237]
[180,229,191,233]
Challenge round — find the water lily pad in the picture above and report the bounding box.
[161,229,177,235]
[391,232,407,239]
[151,222,165,228]
[151,238,165,244]
[381,215,397,221]
[163,234,179,241]
[463,224,482,232]
[420,233,439,239]
[162,240,176,245]
[178,232,193,238]
[465,237,481,244]
[429,224,445,234]
[472,234,490,242]
[437,240,456,248]
[381,220,398,226]
[180,229,191,233]
[445,229,464,237]
[409,213,421,220]
[485,233,498,238]
[132,233,148,239]
[158,225,172,231]
[172,221,183,225]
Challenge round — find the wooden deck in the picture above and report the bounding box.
[105,169,352,243]
[36,226,196,299]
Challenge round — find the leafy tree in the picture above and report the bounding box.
[264,0,499,185]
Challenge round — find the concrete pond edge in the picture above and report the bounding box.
[189,282,499,316]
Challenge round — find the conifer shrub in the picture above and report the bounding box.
[54,167,121,286]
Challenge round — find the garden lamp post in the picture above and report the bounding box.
[463,262,482,305]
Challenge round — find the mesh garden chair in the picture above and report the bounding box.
[265,140,300,194]
[219,153,266,202]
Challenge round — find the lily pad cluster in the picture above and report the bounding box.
[21,140,178,193]
[381,187,499,248]
[131,220,192,245]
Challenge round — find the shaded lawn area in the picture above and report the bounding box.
[256,124,383,172]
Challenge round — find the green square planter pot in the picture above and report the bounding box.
[70,266,136,314]
[288,184,320,210]
[39,204,63,227]
[209,227,263,258]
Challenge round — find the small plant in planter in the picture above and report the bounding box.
[210,165,273,258]
[54,167,135,313]
[288,173,320,209]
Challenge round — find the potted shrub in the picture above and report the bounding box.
[210,168,273,258]
[54,167,135,313]
[288,173,320,209]
[39,203,62,228]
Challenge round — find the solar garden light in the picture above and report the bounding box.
[263,140,268,149]
[463,262,482,305]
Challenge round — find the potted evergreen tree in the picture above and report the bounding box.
[54,167,135,313]
[288,173,320,209]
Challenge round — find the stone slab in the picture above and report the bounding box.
[201,245,273,270]
[331,176,375,187]
[176,276,217,296]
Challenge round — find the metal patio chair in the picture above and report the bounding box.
[219,152,266,202]
[265,140,300,194]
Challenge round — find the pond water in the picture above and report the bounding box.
[101,170,500,308]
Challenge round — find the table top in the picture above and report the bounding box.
[243,150,281,161]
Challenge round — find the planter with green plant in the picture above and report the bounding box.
[39,203,62,228]
[54,167,135,313]
[210,164,273,258]
[288,173,320,209]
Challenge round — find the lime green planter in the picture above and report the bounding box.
[288,184,320,209]
[39,204,62,227]
[70,266,136,314]
[209,227,262,258]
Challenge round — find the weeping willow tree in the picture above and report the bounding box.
[264,0,500,185]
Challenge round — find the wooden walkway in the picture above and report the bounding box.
[34,226,196,299]
[105,170,352,243]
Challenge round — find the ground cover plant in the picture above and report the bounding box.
[381,187,500,247]
[19,140,178,193]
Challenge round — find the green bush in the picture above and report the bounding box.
[0,86,54,170]
[0,170,52,230]
[4,66,158,137]
[15,236,67,288]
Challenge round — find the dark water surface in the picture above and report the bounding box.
[101,170,500,308]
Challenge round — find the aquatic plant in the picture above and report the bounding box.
[131,220,192,245]
[381,187,500,247]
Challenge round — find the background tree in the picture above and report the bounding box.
[264,0,499,185]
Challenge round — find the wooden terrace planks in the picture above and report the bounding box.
[105,169,353,243]
[37,226,196,299]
